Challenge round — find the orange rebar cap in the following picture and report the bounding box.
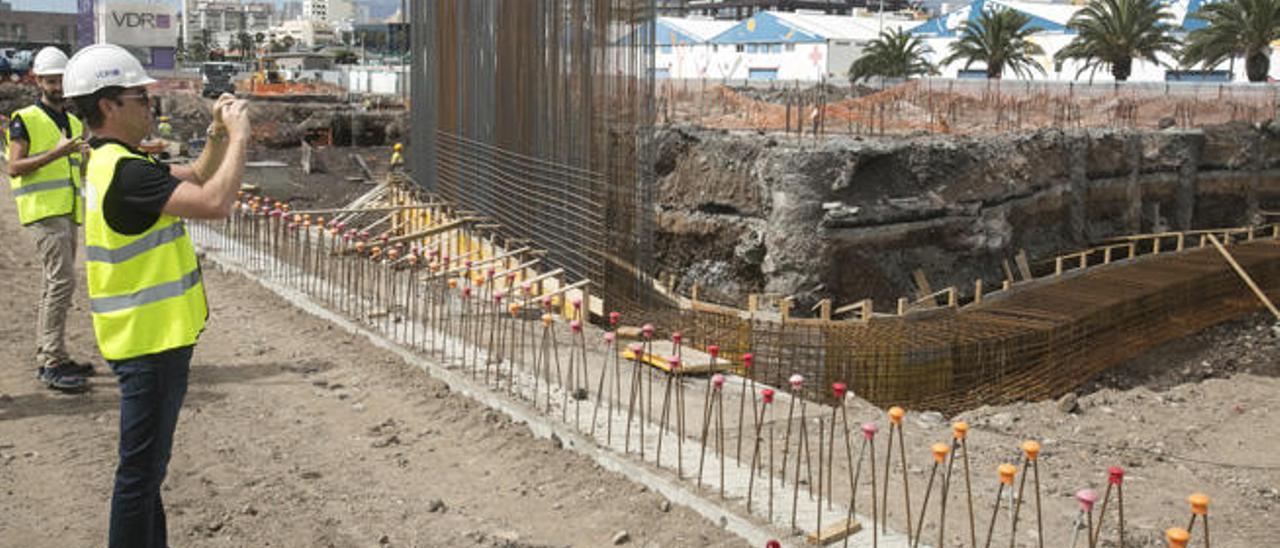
[1021,440,1041,461]
[953,421,969,440]
[1188,493,1209,516]
[998,463,1017,485]
[931,442,949,463]
[888,406,905,424]
[509,303,521,316]
[1165,527,1190,548]
[541,313,553,326]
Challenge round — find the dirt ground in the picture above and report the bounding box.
[2,136,1277,547]
[0,175,743,547]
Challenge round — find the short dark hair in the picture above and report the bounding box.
[71,86,125,129]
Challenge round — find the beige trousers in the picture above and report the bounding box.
[27,215,77,367]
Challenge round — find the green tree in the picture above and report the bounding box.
[1182,0,1280,82]
[942,7,1046,79]
[847,28,935,83]
[237,32,254,62]
[1055,0,1179,81]
[332,49,358,64]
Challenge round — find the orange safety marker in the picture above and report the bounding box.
[881,406,913,546]
[912,442,950,548]
[1165,527,1190,548]
[736,352,757,466]
[941,421,976,548]
[983,463,1018,548]
[1185,493,1210,548]
[1009,440,1044,548]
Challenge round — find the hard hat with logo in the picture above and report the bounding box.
[32,47,69,76]
[63,44,157,98]
[393,143,403,151]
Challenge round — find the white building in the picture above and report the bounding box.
[705,10,921,81]
[648,17,737,79]
[183,0,275,51]
[268,18,337,48]
[303,0,354,24]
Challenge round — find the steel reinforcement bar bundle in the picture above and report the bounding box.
[185,180,1259,546]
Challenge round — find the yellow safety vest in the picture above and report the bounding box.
[84,142,207,361]
[6,105,84,225]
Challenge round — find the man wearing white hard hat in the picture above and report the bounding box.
[64,43,251,548]
[4,46,92,392]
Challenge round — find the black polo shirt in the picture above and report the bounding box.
[89,138,182,236]
[7,100,73,142]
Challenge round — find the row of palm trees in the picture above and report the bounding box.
[849,0,1280,82]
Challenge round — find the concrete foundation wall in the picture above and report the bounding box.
[653,122,1280,310]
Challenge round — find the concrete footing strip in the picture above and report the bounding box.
[199,244,801,547]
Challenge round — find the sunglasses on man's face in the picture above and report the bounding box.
[117,90,150,104]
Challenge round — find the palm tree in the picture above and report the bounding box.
[1182,0,1280,82]
[1055,0,1179,81]
[942,7,1046,79]
[848,28,935,83]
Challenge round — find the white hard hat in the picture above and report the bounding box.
[63,44,157,98]
[32,47,68,76]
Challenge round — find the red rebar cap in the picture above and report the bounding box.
[570,320,582,333]
[860,422,878,439]
[708,344,719,358]
[668,356,680,370]
[603,332,616,344]
[628,342,644,354]
[742,353,754,368]
[609,311,620,325]
[761,388,775,404]
[765,541,781,548]
[671,331,682,345]
[832,382,847,398]
[1108,466,1125,485]
[642,323,654,338]
[572,296,582,309]
[788,374,804,388]
[711,374,725,390]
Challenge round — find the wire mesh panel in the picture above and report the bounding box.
[412,0,657,313]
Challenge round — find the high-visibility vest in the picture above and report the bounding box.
[83,142,207,361]
[6,105,83,225]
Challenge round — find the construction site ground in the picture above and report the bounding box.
[2,141,1278,547]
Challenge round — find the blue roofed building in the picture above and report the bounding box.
[705,10,920,81]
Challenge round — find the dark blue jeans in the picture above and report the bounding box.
[108,345,193,548]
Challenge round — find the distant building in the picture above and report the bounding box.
[269,18,337,48]
[183,0,275,51]
[280,0,303,22]
[0,3,77,50]
[303,0,354,24]
[707,10,918,80]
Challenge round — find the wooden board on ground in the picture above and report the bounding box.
[806,518,861,545]
[619,346,730,375]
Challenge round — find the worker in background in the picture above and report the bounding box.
[390,142,404,171]
[156,115,173,138]
[64,43,251,548]
[4,46,91,392]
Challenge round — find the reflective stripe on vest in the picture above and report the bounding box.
[7,105,83,225]
[84,142,207,361]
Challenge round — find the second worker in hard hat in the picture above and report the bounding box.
[63,43,252,548]
[389,142,404,172]
[4,46,92,392]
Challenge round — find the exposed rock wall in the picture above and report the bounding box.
[654,123,1280,310]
